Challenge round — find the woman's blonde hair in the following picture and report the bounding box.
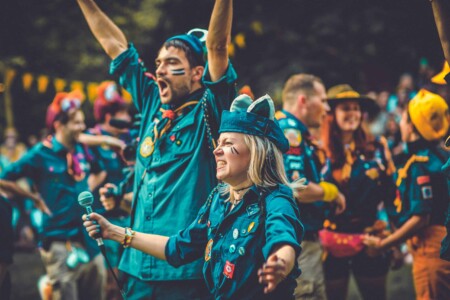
[220,134,305,203]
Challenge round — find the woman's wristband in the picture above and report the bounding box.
[318,181,339,202]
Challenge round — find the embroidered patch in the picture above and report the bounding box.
[365,168,379,180]
[284,128,302,147]
[205,239,213,262]
[223,261,235,279]
[140,137,154,157]
[421,186,433,200]
[417,175,431,185]
[286,147,302,156]
[246,204,260,216]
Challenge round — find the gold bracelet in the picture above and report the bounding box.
[122,227,135,248]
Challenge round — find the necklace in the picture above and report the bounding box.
[234,185,253,194]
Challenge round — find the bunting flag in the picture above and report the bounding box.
[54,78,67,92]
[22,73,34,91]
[70,81,85,101]
[5,69,16,86]
[37,75,50,94]
[87,82,99,103]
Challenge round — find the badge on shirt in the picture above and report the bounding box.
[283,128,302,147]
[205,239,213,262]
[246,204,260,216]
[140,137,154,158]
[417,175,430,185]
[421,186,433,200]
[365,168,379,180]
[223,261,235,279]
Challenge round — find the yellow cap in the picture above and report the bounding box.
[431,61,450,85]
[408,89,449,141]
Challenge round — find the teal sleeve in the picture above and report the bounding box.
[110,43,160,116]
[409,165,433,215]
[262,189,303,260]
[0,146,39,182]
[202,61,238,134]
[165,197,211,267]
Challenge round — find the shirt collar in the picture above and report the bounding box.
[406,138,438,154]
[281,109,310,136]
[51,136,68,154]
[163,88,206,112]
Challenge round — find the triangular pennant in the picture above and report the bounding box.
[54,78,66,92]
[22,73,34,91]
[87,82,99,103]
[37,75,50,94]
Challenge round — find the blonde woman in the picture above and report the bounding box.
[84,94,304,299]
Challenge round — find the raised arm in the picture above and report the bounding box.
[77,0,128,59]
[206,0,233,81]
[431,0,450,62]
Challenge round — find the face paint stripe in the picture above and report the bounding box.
[170,68,186,76]
[231,146,240,155]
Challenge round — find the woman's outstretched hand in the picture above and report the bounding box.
[82,212,114,241]
[258,254,288,294]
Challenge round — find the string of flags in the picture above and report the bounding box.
[1,20,265,101]
[2,68,132,103]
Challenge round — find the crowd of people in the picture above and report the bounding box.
[0,0,450,300]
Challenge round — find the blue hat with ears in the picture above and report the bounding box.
[219,94,290,152]
[165,29,208,64]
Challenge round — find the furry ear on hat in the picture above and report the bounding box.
[230,94,253,112]
[247,94,275,121]
[220,94,289,152]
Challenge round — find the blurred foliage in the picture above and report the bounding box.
[0,0,445,136]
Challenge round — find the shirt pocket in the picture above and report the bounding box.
[160,113,198,158]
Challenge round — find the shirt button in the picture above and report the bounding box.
[238,247,246,256]
[229,244,236,253]
[233,228,239,239]
[148,193,152,198]
[146,216,151,221]
[241,229,247,235]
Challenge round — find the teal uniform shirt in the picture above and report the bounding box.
[0,195,13,264]
[111,44,237,281]
[322,138,396,232]
[441,73,450,260]
[85,126,132,214]
[0,137,103,257]
[165,184,303,299]
[441,152,450,261]
[388,140,449,229]
[276,110,326,233]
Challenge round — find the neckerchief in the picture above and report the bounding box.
[332,142,356,185]
[43,135,93,182]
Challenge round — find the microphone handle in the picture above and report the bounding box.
[85,206,104,246]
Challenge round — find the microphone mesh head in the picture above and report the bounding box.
[78,191,94,207]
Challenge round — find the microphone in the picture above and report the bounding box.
[78,191,104,247]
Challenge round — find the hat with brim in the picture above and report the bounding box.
[431,61,450,85]
[327,84,380,116]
